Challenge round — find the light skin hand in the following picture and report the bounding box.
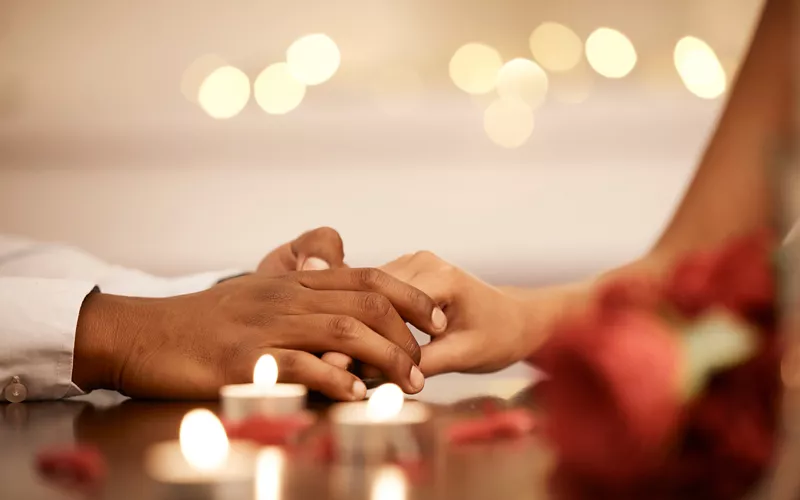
[381,252,537,376]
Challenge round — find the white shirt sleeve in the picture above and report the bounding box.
[0,234,246,401]
[0,277,97,400]
[0,234,244,298]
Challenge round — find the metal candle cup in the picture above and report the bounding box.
[219,355,307,421]
[329,384,434,464]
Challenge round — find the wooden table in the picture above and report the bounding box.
[0,379,553,500]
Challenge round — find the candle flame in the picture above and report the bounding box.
[254,354,279,387]
[179,409,229,471]
[371,465,407,500]
[366,383,404,421]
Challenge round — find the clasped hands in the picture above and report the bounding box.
[73,227,559,401]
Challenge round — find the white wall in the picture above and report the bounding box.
[0,0,756,284]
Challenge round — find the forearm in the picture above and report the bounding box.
[653,0,792,261]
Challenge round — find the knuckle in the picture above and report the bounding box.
[404,336,422,364]
[360,292,393,319]
[278,351,300,377]
[384,343,407,369]
[329,315,359,342]
[411,250,438,264]
[354,268,388,289]
[407,287,435,314]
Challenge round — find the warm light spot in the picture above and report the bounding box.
[529,22,583,72]
[254,62,306,115]
[179,409,229,471]
[496,58,549,110]
[367,383,404,421]
[197,66,251,119]
[286,34,341,85]
[449,43,504,95]
[254,354,279,386]
[674,36,727,99]
[370,465,407,500]
[585,28,637,79]
[181,54,228,104]
[483,98,535,149]
[256,448,284,500]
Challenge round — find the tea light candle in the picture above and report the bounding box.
[330,384,433,463]
[220,355,307,421]
[145,409,256,500]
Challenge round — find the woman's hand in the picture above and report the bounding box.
[382,252,572,376]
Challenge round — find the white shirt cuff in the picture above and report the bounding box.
[0,277,96,401]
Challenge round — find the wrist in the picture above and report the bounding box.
[503,282,594,356]
[73,292,134,392]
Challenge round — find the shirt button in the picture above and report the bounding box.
[4,376,27,403]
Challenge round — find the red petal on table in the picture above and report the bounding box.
[447,409,538,445]
[35,445,106,488]
[223,413,315,446]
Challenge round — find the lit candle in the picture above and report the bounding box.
[329,384,432,463]
[145,409,256,499]
[220,355,307,421]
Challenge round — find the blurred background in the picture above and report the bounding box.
[0,0,763,287]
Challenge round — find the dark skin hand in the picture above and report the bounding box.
[255,227,433,374]
[72,267,447,401]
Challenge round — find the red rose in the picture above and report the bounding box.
[538,308,683,485]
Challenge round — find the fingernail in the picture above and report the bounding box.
[431,307,447,331]
[351,380,367,400]
[409,365,425,392]
[302,257,330,271]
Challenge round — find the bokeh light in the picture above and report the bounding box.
[529,22,583,72]
[254,62,306,115]
[449,43,504,95]
[179,409,229,471]
[496,58,549,110]
[483,98,535,149]
[674,36,727,99]
[197,66,251,119]
[181,53,228,104]
[370,465,407,500]
[256,448,284,500]
[286,34,341,86]
[585,28,637,79]
[367,384,404,422]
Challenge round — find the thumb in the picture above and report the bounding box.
[292,227,346,271]
[419,334,473,376]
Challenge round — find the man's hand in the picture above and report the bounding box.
[72,268,447,401]
[257,227,347,276]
